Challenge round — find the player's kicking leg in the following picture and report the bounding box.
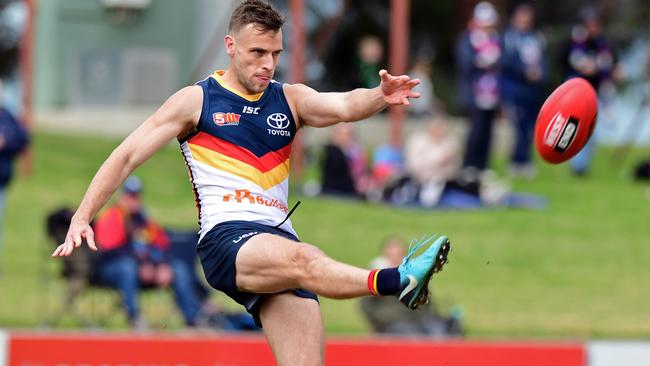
[236,232,450,304]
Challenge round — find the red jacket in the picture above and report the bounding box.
[94,205,169,252]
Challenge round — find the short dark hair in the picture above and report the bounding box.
[229,0,284,34]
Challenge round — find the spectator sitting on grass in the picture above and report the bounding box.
[400,117,510,207]
[320,124,368,198]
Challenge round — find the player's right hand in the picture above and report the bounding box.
[52,220,98,257]
[378,69,421,106]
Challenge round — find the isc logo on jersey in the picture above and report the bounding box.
[267,113,291,137]
[213,112,241,126]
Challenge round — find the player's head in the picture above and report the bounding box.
[228,0,283,34]
[225,0,285,94]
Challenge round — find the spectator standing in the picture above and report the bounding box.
[456,1,502,172]
[562,7,618,176]
[0,0,27,117]
[501,3,549,178]
[0,83,28,271]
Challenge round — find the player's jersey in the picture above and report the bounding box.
[180,70,298,241]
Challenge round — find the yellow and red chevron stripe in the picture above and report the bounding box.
[188,132,291,190]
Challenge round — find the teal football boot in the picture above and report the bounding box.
[398,234,451,309]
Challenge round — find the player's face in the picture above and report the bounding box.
[228,24,283,94]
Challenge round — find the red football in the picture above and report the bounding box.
[534,77,598,164]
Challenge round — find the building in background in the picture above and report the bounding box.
[35,0,236,109]
[28,0,650,146]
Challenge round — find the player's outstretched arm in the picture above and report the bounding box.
[288,69,420,128]
[52,86,202,257]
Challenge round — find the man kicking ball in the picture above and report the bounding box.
[52,0,450,364]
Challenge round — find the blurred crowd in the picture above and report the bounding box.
[311,1,650,212]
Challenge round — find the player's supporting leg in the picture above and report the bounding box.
[235,233,374,298]
[259,292,324,366]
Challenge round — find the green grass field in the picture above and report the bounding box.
[1,131,649,338]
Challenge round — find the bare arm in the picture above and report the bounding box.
[287,70,420,128]
[52,85,202,256]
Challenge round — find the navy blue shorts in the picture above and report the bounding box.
[197,220,318,326]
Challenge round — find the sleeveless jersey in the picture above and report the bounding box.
[180,71,298,241]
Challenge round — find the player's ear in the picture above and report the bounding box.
[224,35,235,57]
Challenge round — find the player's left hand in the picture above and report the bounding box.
[378,69,421,106]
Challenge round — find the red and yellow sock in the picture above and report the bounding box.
[367,268,401,296]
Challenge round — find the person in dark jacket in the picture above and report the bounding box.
[562,7,618,176]
[501,3,549,178]
[0,102,28,268]
[320,123,367,198]
[456,1,502,172]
